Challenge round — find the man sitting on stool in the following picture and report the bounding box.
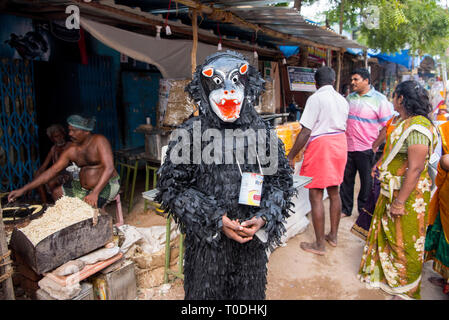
[8,115,119,209]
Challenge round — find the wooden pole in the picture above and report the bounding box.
[336,50,343,93]
[191,8,198,77]
[294,0,302,13]
[364,50,368,69]
[0,201,15,300]
[66,0,277,58]
[191,8,199,117]
[339,0,344,35]
[299,45,308,67]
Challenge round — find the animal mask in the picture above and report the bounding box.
[186,51,265,127]
[200,56,249,122]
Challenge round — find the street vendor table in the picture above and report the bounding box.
[114,147,161,213]
[114,147,144,212]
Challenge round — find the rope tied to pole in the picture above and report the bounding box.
[0,250,11,265]
[0,268,13,284]
[0,250,13,283]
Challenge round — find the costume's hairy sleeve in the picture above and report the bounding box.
[155,138,225,247]
[256,134,296,250]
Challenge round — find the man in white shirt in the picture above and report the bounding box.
[288,66,349,256]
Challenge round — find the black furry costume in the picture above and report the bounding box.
[156,51,295,300]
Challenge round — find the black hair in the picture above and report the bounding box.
[314,66,335,87]
[351,68,371,84]
[393,80,433,122]
[46,124,65,138]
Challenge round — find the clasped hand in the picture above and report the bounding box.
[222,214,265,244]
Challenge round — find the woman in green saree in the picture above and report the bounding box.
[358,81,438,300]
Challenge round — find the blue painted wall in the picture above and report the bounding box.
[121,71,161,148]
[87,35,162,149]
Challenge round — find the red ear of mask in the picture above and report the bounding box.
[202,67,214,77]
[239,64,248,75]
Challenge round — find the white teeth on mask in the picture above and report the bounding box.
[221,99,226,105]
[233,99,238,104]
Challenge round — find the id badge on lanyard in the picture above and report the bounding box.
[236,154,264,207]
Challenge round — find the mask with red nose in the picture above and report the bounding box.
[200,56,249,122]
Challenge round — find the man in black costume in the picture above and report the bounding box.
[156,51,295,300]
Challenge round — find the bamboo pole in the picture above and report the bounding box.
[191,8,198,77]
[339,0,344,35]
[364,50,368,69]
[336,50,343,92]
[191,8,199,117]
[0,201,15,300]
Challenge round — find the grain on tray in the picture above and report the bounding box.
[19,196,95,245]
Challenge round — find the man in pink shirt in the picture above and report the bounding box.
[340,68,393,218]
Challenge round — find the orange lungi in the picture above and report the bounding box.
[300,132,348,189]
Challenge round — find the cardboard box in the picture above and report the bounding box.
[157,79,196,127]
[255,80,276,114]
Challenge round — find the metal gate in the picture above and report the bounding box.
[0,58,39,192]
[78,56,120,151]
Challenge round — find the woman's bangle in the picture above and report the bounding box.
[391,202,405,210]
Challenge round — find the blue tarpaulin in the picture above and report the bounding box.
[279,33,423,69]
[279,45,300,58]
[346,48,422,70]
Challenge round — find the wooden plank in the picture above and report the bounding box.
[44,253,123,287]
[0,202,15,300]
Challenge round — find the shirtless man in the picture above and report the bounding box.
[8,115,119,209]
[35,124,72,203]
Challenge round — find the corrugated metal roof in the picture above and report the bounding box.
[146,0,365,49]
[3,0,366,51]
[228,6,364,48]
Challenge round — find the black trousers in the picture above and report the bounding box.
[339,149,375,216]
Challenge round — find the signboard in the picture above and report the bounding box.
[287,66,317,92]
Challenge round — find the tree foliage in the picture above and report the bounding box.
[324,0,449,56]
[362,0,449,55]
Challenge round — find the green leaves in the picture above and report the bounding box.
[323,0,449,56]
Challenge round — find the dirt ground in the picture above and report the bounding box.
[120,176,449,301]
[265,204,448,300]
